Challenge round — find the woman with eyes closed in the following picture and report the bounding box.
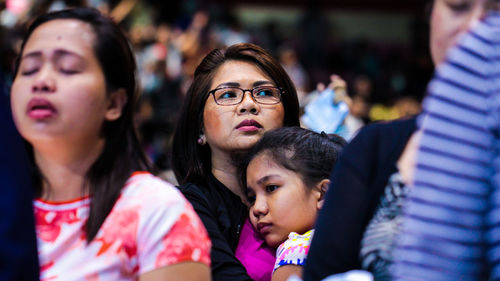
[10,8,211,281]
[171,43,300,281]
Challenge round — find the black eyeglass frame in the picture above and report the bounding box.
[208,86,284,106]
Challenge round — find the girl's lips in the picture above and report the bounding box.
[236,119,262,132]
[257,222,272,235]
[27,98,57,120]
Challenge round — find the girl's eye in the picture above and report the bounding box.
[265,185,279,193]
[246,190,256,205]
[247,195,256,205]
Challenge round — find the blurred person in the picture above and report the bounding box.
[394,96,421,118]
[279,47,309,105]
[171,43,300,281]
[392,1,500,280]
[10,8,211,280]
[344,94,369,139]
[303,0,489,280]
[240,127,345,281]
[0,71,39,281]
[301,75,351,140]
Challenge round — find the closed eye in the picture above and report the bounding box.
[21,68,38,76]
[59,68,80,75]
[447,0,472,13]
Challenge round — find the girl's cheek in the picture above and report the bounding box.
[249,209,258,227]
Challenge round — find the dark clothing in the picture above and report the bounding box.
[303,117,417,281]
[178,174,252,281]
[0,83,39,280]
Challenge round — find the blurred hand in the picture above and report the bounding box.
[397,131,422,186]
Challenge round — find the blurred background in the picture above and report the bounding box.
[0,0,431,180]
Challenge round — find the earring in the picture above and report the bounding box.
[197,134,206,145]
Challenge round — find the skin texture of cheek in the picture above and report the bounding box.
[430,8,446,64]
[202,106,223,136]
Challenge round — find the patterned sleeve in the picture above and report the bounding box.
[136,187,211,275]
[274,230,314,272]
[392,12,500,280]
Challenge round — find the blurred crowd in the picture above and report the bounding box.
[0,0,429,176]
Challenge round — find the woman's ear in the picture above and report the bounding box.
[105,88,128,121]
[315,179,330,210]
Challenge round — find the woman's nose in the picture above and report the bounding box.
[237,91,260,115]
[32,67,56,93]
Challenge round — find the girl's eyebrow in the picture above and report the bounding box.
[256,174,281,185]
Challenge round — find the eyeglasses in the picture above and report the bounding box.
[208,86,283,106]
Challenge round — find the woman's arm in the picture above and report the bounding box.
[180,184,253,281]
[140,262,211,281]
[272,265,302,281]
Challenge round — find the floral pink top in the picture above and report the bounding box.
[34,172,211,281]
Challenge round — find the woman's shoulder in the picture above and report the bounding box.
[120,172,185,207]
[356,116,417,142]
[343,116,418,163]
[177,177,227,202]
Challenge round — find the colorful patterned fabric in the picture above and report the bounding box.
[274,230,314,272]
[35,172,211,281]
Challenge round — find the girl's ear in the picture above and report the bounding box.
[315,179,330,210]
[105,88,128,121]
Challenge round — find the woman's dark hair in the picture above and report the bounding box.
[239,127,346,195]
[14,7,152,242]
[171,43,300,185]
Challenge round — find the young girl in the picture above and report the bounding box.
[240,127,346,281]
[10,8,210,280]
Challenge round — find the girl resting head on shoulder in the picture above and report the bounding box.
[240,127,346,281]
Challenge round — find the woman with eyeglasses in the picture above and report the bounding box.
[171,43,300,281]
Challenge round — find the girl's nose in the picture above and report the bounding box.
[251,195,268,218]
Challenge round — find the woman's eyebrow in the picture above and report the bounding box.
[214,80,273,89]
[253,80,273,87]
[21,51,42,60]
[52,49,85,60]
[215,82,240,88]
[21,49,85,61]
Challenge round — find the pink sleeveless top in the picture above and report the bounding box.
[235,217,276,281]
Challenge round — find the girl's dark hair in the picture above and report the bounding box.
[171,43,300,186]
[14,7,152,242]
[239,127,346,194]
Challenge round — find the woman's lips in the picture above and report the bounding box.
[27,98,57,120]
[236,119,262,132]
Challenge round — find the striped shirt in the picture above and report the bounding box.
[392,12,500,281]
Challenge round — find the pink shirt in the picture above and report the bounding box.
[35,172,211,281]
[235,217,276,281]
